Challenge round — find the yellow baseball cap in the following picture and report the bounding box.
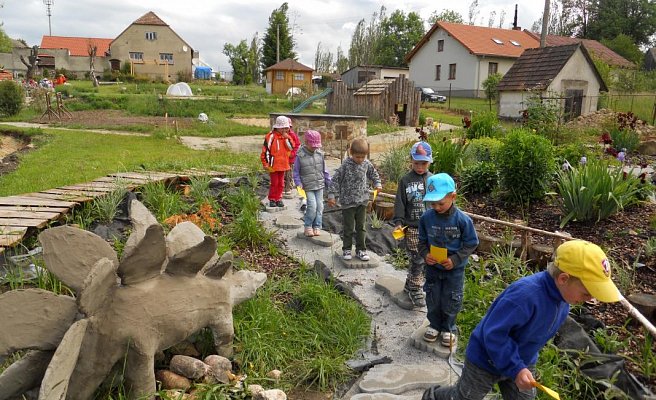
[554,240,620,302]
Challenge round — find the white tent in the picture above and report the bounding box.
[166,82,193,96]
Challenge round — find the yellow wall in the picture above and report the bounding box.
[267,69,312,94]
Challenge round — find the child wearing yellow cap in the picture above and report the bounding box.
[422,239,620,400]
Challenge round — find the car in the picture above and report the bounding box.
[419,87,447,103]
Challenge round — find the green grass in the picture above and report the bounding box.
[604,92,656,124]
[0,126,259,196]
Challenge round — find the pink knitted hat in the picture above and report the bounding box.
[304,130,322,148]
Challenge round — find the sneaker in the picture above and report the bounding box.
[300,204,307,212]
[276,200,284,207]
[423,327,439,343]
[356,250,370,261]
[304,227,315,237]
[342,250,352,261]
[313,228,321,236]
[407,289,426,307]
[269,200,276,207]
[441,332,456,347]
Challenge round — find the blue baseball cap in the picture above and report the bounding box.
[424,173,456,202]
[410,141,433,162]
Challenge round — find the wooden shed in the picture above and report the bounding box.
[326,75,420,126]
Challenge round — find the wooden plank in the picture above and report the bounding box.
[0,196,76,208]
[0,205,70,213]
[70,181,124,189]
[0,234,25,247]
[0,226,28,235]
[59,185,116,193]
[23,192,86,202]
[42,188,104,198]
[0,218,48,228]
[108,172,177,180]
[0,210,62,219]
[93,176,147,185]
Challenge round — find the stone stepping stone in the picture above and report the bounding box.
[375,275,426,311]
[274,216,303,229]
[295,230,336,247]
[263,205,287,213]
[333,250,379,269]
[409,320,457,358]
[357,364,450,395]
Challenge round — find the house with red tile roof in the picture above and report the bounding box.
[263,58,313,95]
[38,36,113,77]
[405,22,540,98]
[108,11,195,82]
[523,31,634,69]
[497,43,607,119]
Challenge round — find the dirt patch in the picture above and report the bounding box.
[231,117,270,128]
[0,131,31,176]
[31,109,196,130]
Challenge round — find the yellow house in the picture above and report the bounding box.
[264,58,313,95]
[108,11,195,82]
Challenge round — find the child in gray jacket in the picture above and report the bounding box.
[327,138,382,261]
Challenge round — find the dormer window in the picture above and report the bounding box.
[510,40,521,46]
[492,38,504,45]
[146,32,157,41]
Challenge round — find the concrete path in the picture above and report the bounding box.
[258,156,463,399]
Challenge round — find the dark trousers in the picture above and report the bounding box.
[342,204,367,251]
[425,267,465,333]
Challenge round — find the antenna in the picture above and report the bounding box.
[43,0,54,36]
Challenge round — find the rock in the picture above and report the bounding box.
[155,370,191,390]
[169,355,209,380]
[254,389,287,400]
[169,341,200,357]
[248,384,264,395]
[266,369,282,381]
[203,354,232,371]
[163,389,191,399]
[627,293,656,324]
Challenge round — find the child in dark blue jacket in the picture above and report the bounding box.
[418,173,478,347]
[422,240,621,400]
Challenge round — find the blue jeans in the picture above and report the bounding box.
[423,358,536,400]
[303,188,324,229]
[424,267,464,333]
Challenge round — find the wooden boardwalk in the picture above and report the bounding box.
[0,170,224,255]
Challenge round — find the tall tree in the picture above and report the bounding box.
[248,33,261,84]
[261,3,296,71]
[348,6,385,68]
[601,33,644,64]
[428,9,464,25]
[0,27,11,53]
[335,45,349,73]
[530,0,578,36]
[468,0,480,25]
[488,11,497,27]
[585,0,656,47]
[314,42,334,73]
[375,10,425,67]
[223,40,251,85]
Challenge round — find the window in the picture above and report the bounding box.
[488,62,498,75]
[492,38,504,45]
[129,52,144,62]
[449,63,456,80]
[159,53,174,64]
[510,40,521,47]
[435,65,441,80]
[437,39,444,52]
[276,71,284,80]
[357,70,376,83]
[293,73,304,81]
[145,32,157,41]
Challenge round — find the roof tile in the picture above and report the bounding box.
[40,36,113,57]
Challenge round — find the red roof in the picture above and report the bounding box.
[264,58,313,72]
[40,36,112,57]
[406,22,539,62]
[524,31,635,69]
[132,11,168,26]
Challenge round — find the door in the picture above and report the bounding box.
[564,89,583,120]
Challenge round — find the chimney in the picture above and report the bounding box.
[512,4,521,30]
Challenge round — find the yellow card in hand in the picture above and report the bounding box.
[392,226,407,240]
[372,189,379,202]
[532,381,560,400]
[430,245,448,262]
[296,186,306,199]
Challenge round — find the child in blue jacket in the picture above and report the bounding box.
[422,240,621,400]
[418,173,478,347]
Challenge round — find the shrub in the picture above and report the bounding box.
[460,161,498,195]
[557,160,645,227]
[0,81,24,116]
[522,93,561,141]
[464,137,502,163]
[466,112,502,139]
[554,141,588,166]
[427,136,468,176]
[609,127,640,153]
[378,144,411,183]
[497,129,555,203]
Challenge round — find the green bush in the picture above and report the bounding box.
[466,112,502,139]
[378,144,411,183]
[464,137,502,163]
[554,141,588,165]
[460,161,498,195]
[497,129,555,203]
[557,160,645,227]
[609,127,640,153]
[522,94,561,141]
[427,136,468,176]
[0,81,24,116]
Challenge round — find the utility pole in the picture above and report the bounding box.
[540,0,550,47]
[43,0,54,36]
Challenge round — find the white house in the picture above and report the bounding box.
[405,22,539,98]
[340,65,410,89]
[497,43,608,120]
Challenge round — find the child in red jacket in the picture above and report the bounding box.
[261,116,294,207]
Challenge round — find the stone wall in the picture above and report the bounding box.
[270,113,368,158]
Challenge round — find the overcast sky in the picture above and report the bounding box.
[2,0,546,73]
